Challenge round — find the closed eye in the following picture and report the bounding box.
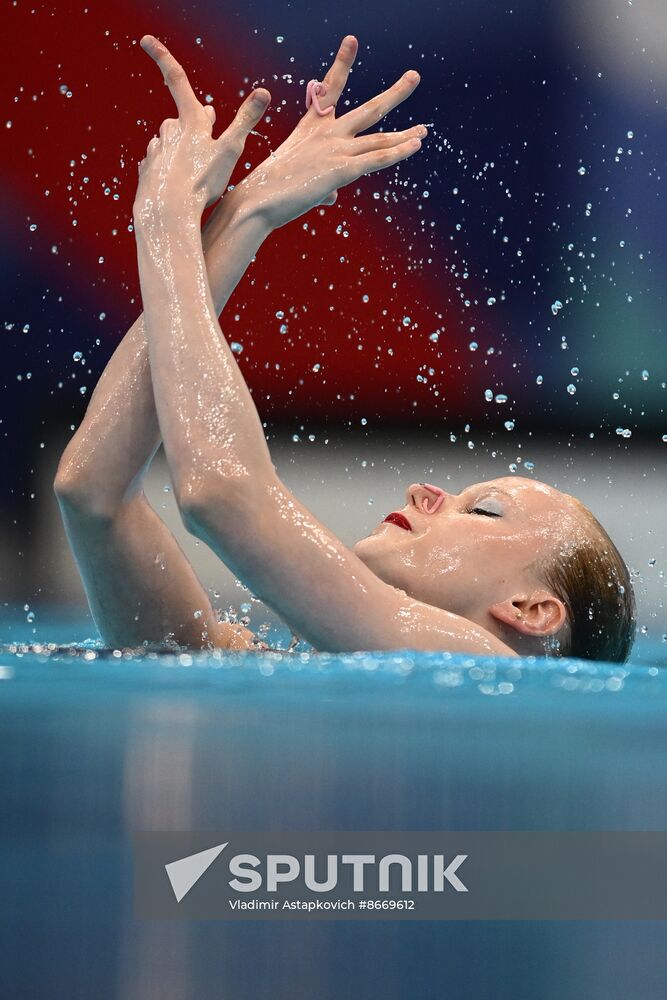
[464,505,502,518]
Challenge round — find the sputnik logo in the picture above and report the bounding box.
[165,842,228,902]
[164,841,469,900]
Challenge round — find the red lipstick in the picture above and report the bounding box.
[383,512,412,531]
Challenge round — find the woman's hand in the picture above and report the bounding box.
[232,35,427,231]
[133,34,271,227]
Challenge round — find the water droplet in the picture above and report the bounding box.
[641,369,649,380]
[469,341,478,351]
[276,35,284,43]
[566,384,576,395]
[536,375,544,385]
[484,389,493,402]
[402,316,411,327]
[504,420,515,431]
[486,296,496,306]
[551,299,563,316]
[570,367,579,376]
[494,393,508,404]
[231,342,243,355]
[73,351,83,361]
[577,166,586,175]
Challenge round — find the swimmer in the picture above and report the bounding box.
[54,34,635,661]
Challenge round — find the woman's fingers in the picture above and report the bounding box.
[340,70,421,134]
[218,88,271,154]
[140,35,203,122]
[348,136,423,179]
[349,123,427,154]
[318,35,359,113]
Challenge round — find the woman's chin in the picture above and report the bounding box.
[351,536,373,562]
[352,534,399,583]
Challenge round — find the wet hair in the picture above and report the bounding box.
[537,502,636,663]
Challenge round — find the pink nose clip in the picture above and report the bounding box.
[420,483,446,514]
[305,79,334,116]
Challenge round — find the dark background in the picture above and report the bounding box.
[1,0,665,622]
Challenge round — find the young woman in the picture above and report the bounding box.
[54,34,636,663]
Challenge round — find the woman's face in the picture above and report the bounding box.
[353,477,584,622]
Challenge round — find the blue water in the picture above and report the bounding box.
[2,614,667,999]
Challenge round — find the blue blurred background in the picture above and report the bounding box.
[1,0,665,633]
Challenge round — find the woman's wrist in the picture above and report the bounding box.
[133,199,202,245]
[202,186,273,253]
[133,190,272,322]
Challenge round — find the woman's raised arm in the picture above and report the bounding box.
[53,206,269,650]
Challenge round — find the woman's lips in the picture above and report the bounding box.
[383,512,412,531]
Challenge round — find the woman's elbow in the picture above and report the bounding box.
[53,456,115,522]
[53,460,90,508]
[176,475,256,538]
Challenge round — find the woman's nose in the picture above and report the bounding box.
[407,483,448,514]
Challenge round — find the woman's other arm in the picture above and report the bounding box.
[54,194,269,650]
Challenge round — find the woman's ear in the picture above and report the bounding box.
[489,591,568,637]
